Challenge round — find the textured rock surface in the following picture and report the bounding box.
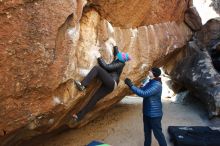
[170,41,220,118]
[89,0,190,28]
[185,7,202,31]
[0,0,87,145]
[210,0,220,15]
[195,18,220,48]
[165,18,220,118]
[0,0,191,145]
[0,0,84,98]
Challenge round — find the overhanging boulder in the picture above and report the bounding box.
[0,0,192,145]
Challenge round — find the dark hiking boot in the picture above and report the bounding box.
[74,80,85,91]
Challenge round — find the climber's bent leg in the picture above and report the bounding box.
[77,84,114,120]
[81,66,115,88]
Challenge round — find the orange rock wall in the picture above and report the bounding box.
[89,0,189,27]
[0,0,191,145]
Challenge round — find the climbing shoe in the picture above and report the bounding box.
[74,80,85,91]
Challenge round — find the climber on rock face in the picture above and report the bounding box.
[124,67,167,146]
[72,45,131,121]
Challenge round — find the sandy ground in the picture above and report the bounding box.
[28,93,220,146]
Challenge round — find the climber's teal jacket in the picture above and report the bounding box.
[131,79,163,117]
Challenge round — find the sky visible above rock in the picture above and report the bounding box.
[193,0,219,24]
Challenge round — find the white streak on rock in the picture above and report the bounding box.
[107,21,114,34]
[79,68,90,77]
[53,96,62,105]
[67,27,77,38]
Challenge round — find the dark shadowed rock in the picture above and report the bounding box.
[195,18,220,48]
[184,7,202,31]
[171,40,220,118]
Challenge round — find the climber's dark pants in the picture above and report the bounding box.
[77,66,115,120]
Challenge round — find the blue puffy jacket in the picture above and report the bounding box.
[131,79,163,117]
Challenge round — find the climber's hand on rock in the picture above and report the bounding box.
[94,51,101,59]
[108,38,116,47]
[124,78,133,88]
